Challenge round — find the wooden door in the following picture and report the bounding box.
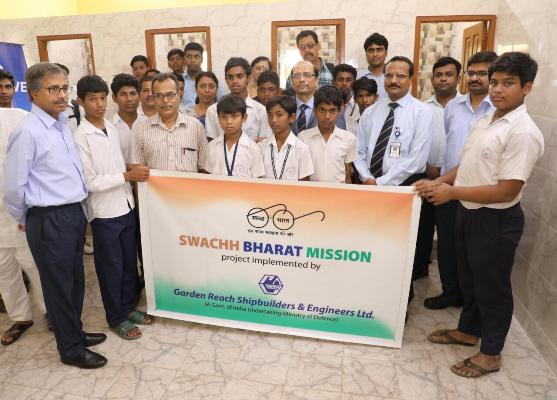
[460,22,487,93]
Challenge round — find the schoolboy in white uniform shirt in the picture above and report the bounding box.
[260,95,313,181]
[299,86,357,183]
[205,95,265,178]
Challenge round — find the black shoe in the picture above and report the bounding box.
[424,294,463,310]
[62,348,107,369]
[83,332,107,347]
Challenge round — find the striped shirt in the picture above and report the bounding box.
[130,112,208,172]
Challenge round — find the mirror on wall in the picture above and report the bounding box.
[145,27,211,72]
[413,16,496,100]
[272,19,345,87]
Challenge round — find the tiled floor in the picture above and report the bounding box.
[1,255,556,400]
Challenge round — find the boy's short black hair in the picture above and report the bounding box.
[111,73,140,96]
[352,77,378,96]
[488,52,538,87]
[467,51,498,67]
[257,70,280,87]
[173,72,185,84]
[217,94,247,115]
[0,69,15,86]
[139,75,155,87]
[314,85,343,110]
[251,56,272,70]
[265,95,296,115]
[146,68,160,75]
[432,56,462,76]
[77,74,108,99]
[184,42,204,54]
[130,55,148,67]
[296,30,318,46]
[332,63,357,80]
[385,56,414,77]
[167,48,185,60]
[225,57,251,76]
[363,33,389,51]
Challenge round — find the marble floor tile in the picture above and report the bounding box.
[221,378,283,400]
[0,382,48,400]
[42,391,101,400]
[291,336,344,356]
[232,344,291,384]
[244,331,295,351]
[281,386,342,400]
[285,354,343,392]
[104,365,177,400]
[342,357,399,397]
[161,371,226,400]
[180,340,243,376]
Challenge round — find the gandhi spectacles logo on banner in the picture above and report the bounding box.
[246,203,325,231]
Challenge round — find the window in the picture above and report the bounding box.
[272,19,345,87]
[145,27,211,72]
[37,34,96,81]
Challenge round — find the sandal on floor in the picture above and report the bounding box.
[427,330,477,346]
[111,320,142,340]
[128,309,154,326]
[1,321,33,345]
[450,357,500,378]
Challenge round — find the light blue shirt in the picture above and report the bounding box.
[355,92,434,185]
[3,104,87,224]
[296,96,314,123]
[443,93,494,174]
[181,70,227,109]
[356,69,387,99]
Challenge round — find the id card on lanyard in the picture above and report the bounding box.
[389,126,401,158]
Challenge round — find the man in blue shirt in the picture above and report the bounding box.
[355,56,434,304]
[3,63,107,369]
[423,51,497,311]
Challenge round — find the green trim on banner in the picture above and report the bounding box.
[154,277,394,339]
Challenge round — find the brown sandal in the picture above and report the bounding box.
[450,357,500,378]
[428,330,477,346]
[1,321,33,345]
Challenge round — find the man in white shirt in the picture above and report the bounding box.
[299,86,357,183]
[205,57,270,142]
[357,33,389,99]
[74,75,152,340]
[261,95,313,180]
[0,107,46,345]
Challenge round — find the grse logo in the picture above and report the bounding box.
[259,275,283,295]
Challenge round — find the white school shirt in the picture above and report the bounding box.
[298,126,357,183]
[259,132,314,180]
[455,104,544,210]
[423,94,460,167]
[344,96,360,135]
[74,118,135,222]
[205,97,271,141]
[204,133,265,178]
[111,113,147,164]
[355,93,433,185]
[356,70,387,99]
[0,108,29,248]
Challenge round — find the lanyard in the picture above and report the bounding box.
[270,144,292,180]
[224,138,239,176]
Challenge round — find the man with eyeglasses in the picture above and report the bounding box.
[0,69,16,108]
[422,51,497,311]
[285,30,333,91]
[290,61,319,135]
[4,62,108,368]
[129,73,208,173]
[355,56,434,305]
[357,33,389,99]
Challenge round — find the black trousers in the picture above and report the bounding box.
[435,200,462,301]
[25,203,86,361]
[91,210,138,327]
[456,203,524,355]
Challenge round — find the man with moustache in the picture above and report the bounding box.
[423,51,497,310]
[0,69,16,108]
[285,30,333,91]
[290,60,319,135]
[355,56,434,303]
[357,33,389,99]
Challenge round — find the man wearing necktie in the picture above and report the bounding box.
[291,61,318,135]
[354,56,434,305]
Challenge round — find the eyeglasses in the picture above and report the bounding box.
[298,43,316,51]
[291,72,316,80]
[44,85,72,95]
[384,73,410,80]
[466,70,489,78]
[154,92,178,100]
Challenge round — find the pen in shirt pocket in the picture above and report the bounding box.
[182,147,197,154]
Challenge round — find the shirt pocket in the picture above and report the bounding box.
[176,146,197,171]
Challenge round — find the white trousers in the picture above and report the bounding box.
[0,246,45,321]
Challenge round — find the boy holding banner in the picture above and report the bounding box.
[415,52,544,378]
[260,95,314,181]
[74,75,153,341]
[204,94,265,178]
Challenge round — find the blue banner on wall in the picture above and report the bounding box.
[0,42,31,111]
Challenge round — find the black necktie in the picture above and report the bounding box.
[369,102,399,177]
[296,104,308,134]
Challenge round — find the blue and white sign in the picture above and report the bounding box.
[0,42,30,111]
